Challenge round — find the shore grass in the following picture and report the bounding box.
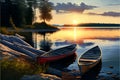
[0,22,59,34]
[0,58,48,80]
[0,27,14,35]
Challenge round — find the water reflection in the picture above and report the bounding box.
[49,27,119,43]
[35,27,120,47]
[49,53,77,70]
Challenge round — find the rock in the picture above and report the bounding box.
[107,72,112,75]
[100,77,106,80]
[111,74,120,79]
[21,75,45,80]
[96,75,99,79]
[62,72,76,80]
[111,74,117,78]
[109,65,114,69]
[40,73,61,80]
[72,69,77,72]
[76,76,81,79]
[46,67,62,77]
[21,74,61,80]
[62,71,82,80]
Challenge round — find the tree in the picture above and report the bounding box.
[11,0,27,27]
[0,0,27,27]
[1,0,53,27]
[39,0,52,22]
[0,0,12,27]
[25,2,34,25]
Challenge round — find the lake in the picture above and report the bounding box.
[33,26,120,78]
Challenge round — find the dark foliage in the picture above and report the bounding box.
[0,0,12,27]
[25,2,34,25]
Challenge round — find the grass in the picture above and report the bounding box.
[0,58,49,80]
[0,27,14,35]
[0,22,59,35]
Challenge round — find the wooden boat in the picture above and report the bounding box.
[78,46,102,75]
[0,33,32,47]
[0,40,38,59]
[37,44,77,64]
[14,42,46,56]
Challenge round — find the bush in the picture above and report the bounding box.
[0,58,48,80]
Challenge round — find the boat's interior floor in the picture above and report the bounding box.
[81,52,101,59]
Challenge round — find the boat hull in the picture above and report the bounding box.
[78,58,101,75]
[81,59,102,80]
[37,48,76,64]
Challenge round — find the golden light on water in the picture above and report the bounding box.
[74,27,77,41]
[37,28,119,44]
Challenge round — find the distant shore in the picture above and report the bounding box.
[63,23,120,27]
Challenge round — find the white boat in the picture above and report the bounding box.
[0,33,32,47]
[0,40,38,59]
[0,43,32,59]
[14,43,46,56]
[78,46,102,75]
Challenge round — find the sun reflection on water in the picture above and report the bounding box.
[74,27,77,42]
[36,27,120,45]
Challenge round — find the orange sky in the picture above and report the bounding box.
[35,10,120,25]
[35,0,120,25]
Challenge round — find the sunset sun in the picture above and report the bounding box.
[73,20,78,25]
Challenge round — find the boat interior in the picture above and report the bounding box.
[41,45,75,57]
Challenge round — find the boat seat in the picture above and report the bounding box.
[81,55,100,59]
[79,58,97,62]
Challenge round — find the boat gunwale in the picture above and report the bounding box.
[40,44,76,57]
[39,47,77,58]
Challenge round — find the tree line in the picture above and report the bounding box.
[0,0,52,28]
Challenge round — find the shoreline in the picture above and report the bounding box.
[1,54,119,80]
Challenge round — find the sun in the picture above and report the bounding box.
[73,20,78,25]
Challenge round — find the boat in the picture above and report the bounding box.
[0,33,32,47]
[37,44,77,64]
[13,42,46,56]
[78,46,102,75]
[0,40,38,59]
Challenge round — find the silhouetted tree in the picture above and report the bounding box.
[25,2,34,25]
[0,0,12,27]
[26,0,38,24]
[11,0,26,27]
[39,0,52,22]
[0,0,27,27]
[1,0,53,28]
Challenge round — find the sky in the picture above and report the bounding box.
[37,0,120,25]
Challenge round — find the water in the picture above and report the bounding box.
[34,26,120,78]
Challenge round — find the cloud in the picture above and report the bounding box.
[108,3,120,6]
[102,12,120,17]
[87,11,120,17]
[53,2,97,13]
